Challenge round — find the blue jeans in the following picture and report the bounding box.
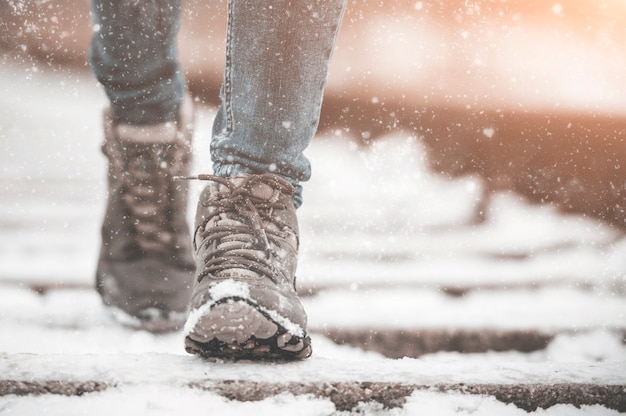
[89,0,346,206]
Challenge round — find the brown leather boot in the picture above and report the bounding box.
[184,174,311,359]
[96,96,195,332]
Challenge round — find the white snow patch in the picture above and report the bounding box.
[0,386,335,416]
[2,353,624,385]
[552,4,564,16]
[305,287,626,331]
[209,279,251,300]
[420,330,626,364]
[482,126,495,138]
[0,386,620,416]
[257,304,305,338]
[403,391,621,416]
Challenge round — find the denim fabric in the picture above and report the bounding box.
[89,0,184,125]
[89,0,346,206]
[210,0,346,206]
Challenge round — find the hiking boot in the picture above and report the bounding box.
[183,174,312,360]
[96,96,196,332]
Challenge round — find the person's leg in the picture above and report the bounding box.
[210,0,346,207]
[89,0,195,331]
[89,0,184,125]
[184,0,346,359]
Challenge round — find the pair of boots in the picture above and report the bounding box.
[96,98,311,360]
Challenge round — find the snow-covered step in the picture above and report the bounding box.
[297,240,626,296]
[2,379,624,414]
[322,325,626,360]
[304,287,625,331]
[7,285,624,334]
[1,353,624,413]
[305,286,626,358]
[1,284,624,359]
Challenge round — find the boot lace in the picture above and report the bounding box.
[104,139,190,255]
[189,174,295,285]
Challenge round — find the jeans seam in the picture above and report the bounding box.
[223,0,235,135]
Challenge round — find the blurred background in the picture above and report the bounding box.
[1,0,624,229]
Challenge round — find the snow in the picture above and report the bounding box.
[305,287,626,331]
[2,352,624,387]
[184,280,305,337]
[0,351,624,414]
[1,59,625,414]
[1,389,622,416]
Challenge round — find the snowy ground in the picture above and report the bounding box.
[0,60,625,415]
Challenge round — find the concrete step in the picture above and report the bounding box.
[320,328,626,359]
[1,353,624,412]
[2,379,624,413]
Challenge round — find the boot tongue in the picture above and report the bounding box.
[250,181,280,201]
[227,176,283,202]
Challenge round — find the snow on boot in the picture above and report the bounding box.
[96,96,195,332]
[183,174,311,360]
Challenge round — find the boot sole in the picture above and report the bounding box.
[184,298,312,360]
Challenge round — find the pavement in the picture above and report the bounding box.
[0,59,625,414]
